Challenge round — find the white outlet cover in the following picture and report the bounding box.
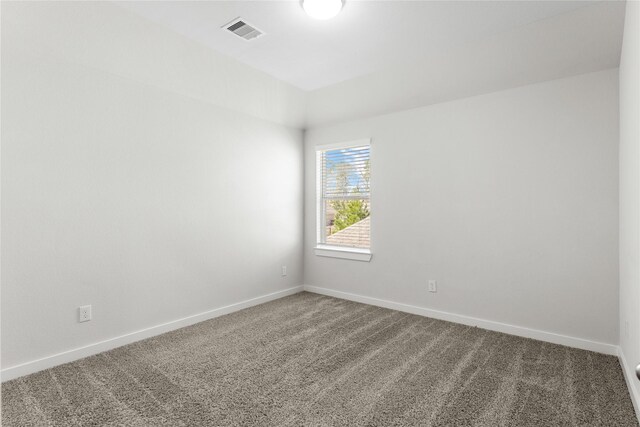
[428,280,437,293]
[79,305,92,322]
[625,320,629,339]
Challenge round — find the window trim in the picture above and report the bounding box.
[314,245,372,262]
[315,139,372,262]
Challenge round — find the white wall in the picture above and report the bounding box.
[619,0,640,411]
[1,2,304,370]
[304,70,620,347]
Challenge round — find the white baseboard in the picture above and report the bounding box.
[1,285,304,382]
[1,284,621,383]
[303,285,618,356]
[618,347,640,423]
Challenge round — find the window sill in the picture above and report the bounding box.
[314,245,372,262]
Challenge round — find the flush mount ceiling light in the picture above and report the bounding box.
[302,0,344,20]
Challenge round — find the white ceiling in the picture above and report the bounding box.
[119,0,601,91]
[306,0,625,125]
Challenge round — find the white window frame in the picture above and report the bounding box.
[315,139,372,262]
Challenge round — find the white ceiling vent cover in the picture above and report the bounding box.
[224,18,264,41]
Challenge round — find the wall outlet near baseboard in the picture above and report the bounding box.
[428,280,437,293]
[79,305,92,323]
[625,320,629,340]
[281,265,287,276]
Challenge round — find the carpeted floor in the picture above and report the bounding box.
[1,292,638,426]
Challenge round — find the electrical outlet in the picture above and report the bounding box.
[281,265,287,276]
[79,305,92,323]
[428,280,437,293]
[625,320,629,340]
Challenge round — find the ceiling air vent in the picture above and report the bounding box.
[224,18,263,41]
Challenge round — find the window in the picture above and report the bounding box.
[315,140,372,262]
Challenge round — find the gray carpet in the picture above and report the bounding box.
[2,292,638,426]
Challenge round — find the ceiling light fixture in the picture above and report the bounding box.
[302,0,344,20]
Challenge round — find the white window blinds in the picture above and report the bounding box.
[317,143,371,249]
